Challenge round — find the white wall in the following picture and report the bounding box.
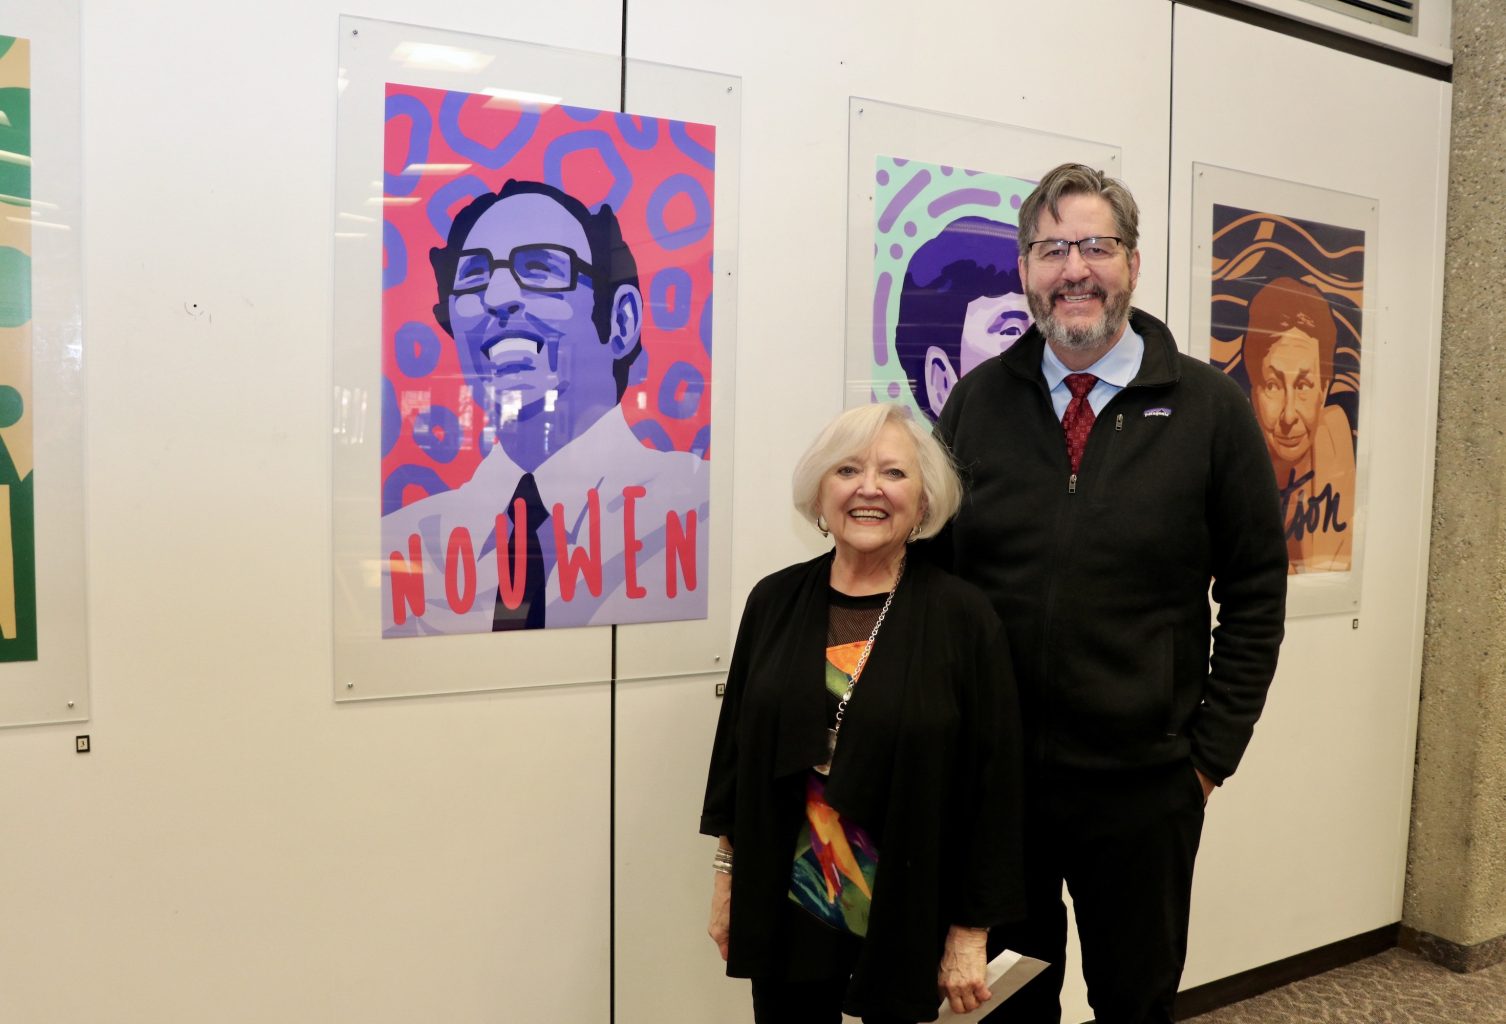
[0,2,1450,1023]
[1168,5,1451,989]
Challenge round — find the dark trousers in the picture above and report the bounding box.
[982,761,1206,1024]
[751,904,914,1024]
[751,977,913,1024]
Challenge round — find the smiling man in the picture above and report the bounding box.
[932,164,1287,1024]
[381,180,709,635]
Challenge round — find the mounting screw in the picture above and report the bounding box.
[66,700,74,708]
[75,735,90,754]
[346,681,355,689]
[715,682,726,698]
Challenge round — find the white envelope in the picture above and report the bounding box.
[935,949,1049,1023]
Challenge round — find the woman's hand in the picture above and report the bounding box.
[707,868,732,961]
[937,925,991,1014]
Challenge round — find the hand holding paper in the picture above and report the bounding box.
[936,949,1049,1023]
[937,925,991,1013]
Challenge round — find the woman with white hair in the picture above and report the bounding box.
[701,403,1025,1023]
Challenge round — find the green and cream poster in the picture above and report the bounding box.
[0,35,35,662]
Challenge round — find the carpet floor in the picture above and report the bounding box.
[1184,947,1506,1024]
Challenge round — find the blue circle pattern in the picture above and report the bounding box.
[439,91,540,169]
[383,220,407,291]
[615,113,659,150]
[426,173,490,240]
[543,130,633,214]
[658,361,704,420]
[382,376,402,458]
[649,267,692,330]
[394,321,442,378]
[670,120,715,170]
[698,293,713,356]
[384,464,451,516]
[383,93,431,198]
[413,404,462,464]
[563,104,598,123]
[645,174,711,251]
[392,97,716,476]
[631,419,675,452]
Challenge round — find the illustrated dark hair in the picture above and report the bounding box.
[1244,276,1338,383]
[893,216,1023,419]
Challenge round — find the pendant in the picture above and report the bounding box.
[814,727,838,776]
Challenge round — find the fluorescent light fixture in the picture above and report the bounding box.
[400,162,472,175]
[481,87,562,108]
[334,232,368,239]
[392,42,493,73]
[338,211,378,223]
[0,112,9,128]
[365,196,421,207]
[0,150,31,168]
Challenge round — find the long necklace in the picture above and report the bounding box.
[814,552,905,776]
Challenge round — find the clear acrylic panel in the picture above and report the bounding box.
[0,0,88,728]
[332,17,738,700]
[844,97,1120,422]
[1190,162,1376,617]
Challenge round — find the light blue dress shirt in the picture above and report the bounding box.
[1041,324,1146,422]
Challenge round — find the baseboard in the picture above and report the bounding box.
[1173,923,1399,1020]
[1399,925,1506,974]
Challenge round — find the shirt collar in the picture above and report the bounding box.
[474,403,630,503]
[1041,322,1145,391]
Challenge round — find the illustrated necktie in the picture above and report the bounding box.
[1062,373,1099,473]
[493,472,550,631]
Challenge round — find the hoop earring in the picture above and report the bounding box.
[817,515,829,537]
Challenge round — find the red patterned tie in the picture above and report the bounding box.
[1062,373,1099,473]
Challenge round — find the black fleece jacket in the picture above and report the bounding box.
[934,308,1286,784]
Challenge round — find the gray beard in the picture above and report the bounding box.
[1029,287,1133,352]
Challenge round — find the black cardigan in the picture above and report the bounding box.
[701,552,1025,1021]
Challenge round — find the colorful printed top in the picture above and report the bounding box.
[787,590,884,937]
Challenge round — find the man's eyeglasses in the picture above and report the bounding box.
[452,244,595,294]
[1027,236,1126,263]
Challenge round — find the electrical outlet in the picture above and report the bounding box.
[75,735,90,754]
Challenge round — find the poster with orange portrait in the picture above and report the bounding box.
[1191,164,1376,618]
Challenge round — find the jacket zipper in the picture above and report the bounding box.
[1066,415,1122,494]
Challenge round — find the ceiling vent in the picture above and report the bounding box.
[1296,0,1419,35]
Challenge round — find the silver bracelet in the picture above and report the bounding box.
[712,847,733,874]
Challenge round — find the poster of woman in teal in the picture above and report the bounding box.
[0,34,36,662]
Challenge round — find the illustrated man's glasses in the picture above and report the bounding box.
[452,244,595,294]
[1027,236,1125,263]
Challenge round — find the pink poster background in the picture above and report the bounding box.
[380,84,715,514]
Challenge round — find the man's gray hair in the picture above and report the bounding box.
[1017,163,1140,256]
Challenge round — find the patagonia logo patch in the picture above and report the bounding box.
[1144,407,1173,418]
